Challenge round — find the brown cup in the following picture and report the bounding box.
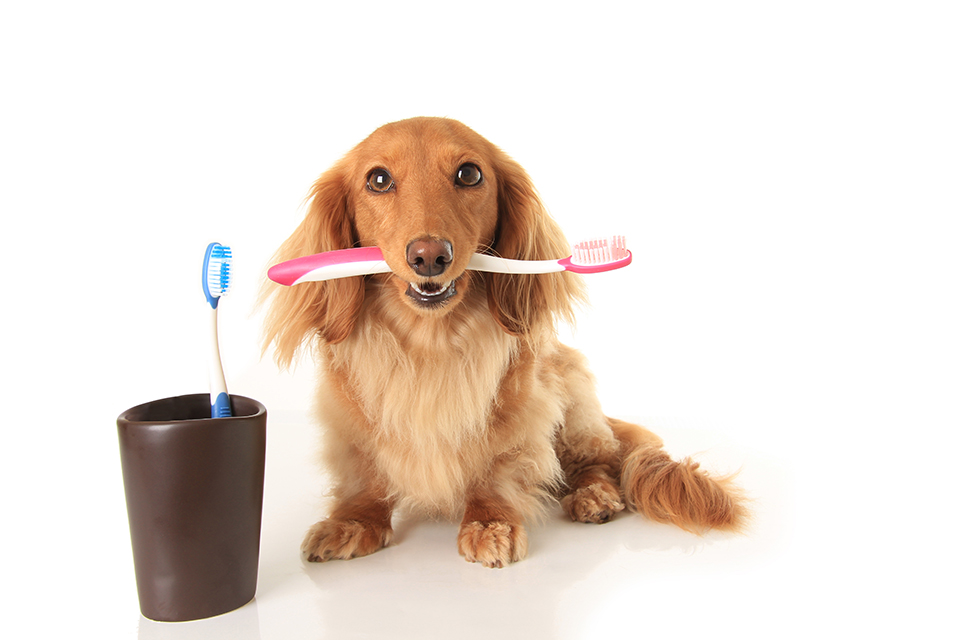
[117,394,267,622]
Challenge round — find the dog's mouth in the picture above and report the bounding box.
[405,278,458,308]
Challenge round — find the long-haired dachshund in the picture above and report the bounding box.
[262,117,746,568]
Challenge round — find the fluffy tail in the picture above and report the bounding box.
[609,418,747,533]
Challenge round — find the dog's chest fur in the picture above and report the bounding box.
[320,289,536,513]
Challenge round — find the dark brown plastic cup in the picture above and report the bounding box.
[117,394,267,622]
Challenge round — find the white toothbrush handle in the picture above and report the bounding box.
[208,306,230,417]
[467,253,565,274]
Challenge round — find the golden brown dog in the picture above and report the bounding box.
[262,117,745,568]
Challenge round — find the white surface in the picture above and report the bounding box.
[2,1,958,638]
[140,412,783,640]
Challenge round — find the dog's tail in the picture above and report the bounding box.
[609,417,747,533]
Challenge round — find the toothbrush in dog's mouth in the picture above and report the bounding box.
[267,236,631,287]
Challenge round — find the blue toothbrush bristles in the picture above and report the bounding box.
[202,242,233,308]
[207,244,233,298]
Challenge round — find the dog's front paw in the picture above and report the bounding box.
[457,520,528,568]
[301,518,393,563]
[561,481,625,524]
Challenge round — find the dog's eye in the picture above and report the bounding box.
[455,163,482,187]
[367,168,395,193]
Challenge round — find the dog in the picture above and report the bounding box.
[261,117,746,568]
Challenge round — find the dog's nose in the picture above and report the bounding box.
[406,238,453,277]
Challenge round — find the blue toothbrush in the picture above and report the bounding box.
[202,242,233,418]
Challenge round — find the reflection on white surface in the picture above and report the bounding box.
[138,599,261,640]
[243,412,789,640]
[113,404,953,639]
[26,405,956,640]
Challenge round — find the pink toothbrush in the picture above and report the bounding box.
[268,236,631,286]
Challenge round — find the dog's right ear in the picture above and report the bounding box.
[260,162,365,367]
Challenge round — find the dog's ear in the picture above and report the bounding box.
[486,154,586,336]
[260,163,365,367]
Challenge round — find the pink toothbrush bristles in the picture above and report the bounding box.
[570,235,628,266]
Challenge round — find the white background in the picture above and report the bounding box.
[2,1,958,638]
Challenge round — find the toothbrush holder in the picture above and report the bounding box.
[117,393,267,622]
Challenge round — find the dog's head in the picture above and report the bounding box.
[262,117,585,366]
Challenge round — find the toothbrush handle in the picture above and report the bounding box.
[212,392,231,418]
[208,306,232,418]
[268,247,390,285]
[467,253,565,274]
[291,260,391,283]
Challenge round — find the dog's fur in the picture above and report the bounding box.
[261,117,746,568]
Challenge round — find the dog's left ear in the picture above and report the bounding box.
[486,153,586,335]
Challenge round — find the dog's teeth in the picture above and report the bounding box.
[411,283,449,297]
